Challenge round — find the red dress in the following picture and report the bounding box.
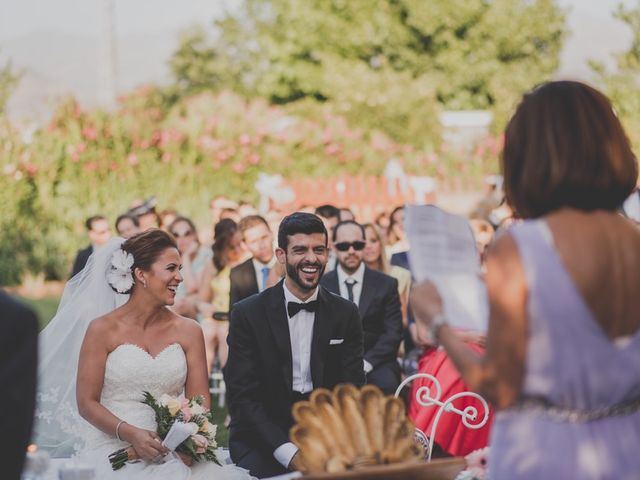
[407,343,493,456]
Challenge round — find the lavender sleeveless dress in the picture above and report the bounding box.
[489,220,640,479]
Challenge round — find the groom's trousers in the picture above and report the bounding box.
[230,433,288,478]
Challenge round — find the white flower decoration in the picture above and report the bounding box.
[107,249,135,294]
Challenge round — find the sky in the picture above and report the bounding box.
[1,0,634,40]
[0,0,229,40]
[0,0,637,120]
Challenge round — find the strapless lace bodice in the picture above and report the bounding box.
[76,343,253,478]
[83,343,187,448]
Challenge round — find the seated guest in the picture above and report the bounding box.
[408,332,493,457]
[230,215,277,309]
[114,213,140,239]
[170,216,212,319]
[321,221,403,394]
[70,215,111,277]
[387,205,408,256]
[315,204,340,271]
[198,219,247,371]
[362,223,411,330]
[225,213,364,478]
[339,207,355,222]
[0,291,38,480]
[469,218,495,265]
[158,208,178,232]
[128,197,160,231]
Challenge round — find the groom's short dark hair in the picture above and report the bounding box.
[278,212,327,250]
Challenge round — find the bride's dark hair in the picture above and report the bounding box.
[122,228,178,275]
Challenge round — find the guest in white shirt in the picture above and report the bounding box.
[229,215,278,310]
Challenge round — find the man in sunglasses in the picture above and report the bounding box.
[320,220,403,394]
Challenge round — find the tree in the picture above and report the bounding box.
[170,0,566,145]
[592,2,640,147]
[0,55,21,115]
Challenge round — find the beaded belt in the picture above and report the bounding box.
[509,396,640,423]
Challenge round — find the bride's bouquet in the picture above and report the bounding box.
[108,392,221,470]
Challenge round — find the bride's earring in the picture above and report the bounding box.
[142,279,147,289]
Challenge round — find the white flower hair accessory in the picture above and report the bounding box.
[107,248,135,294]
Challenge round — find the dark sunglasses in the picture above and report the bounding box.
[335,241,366,252]
[171,230,193,238]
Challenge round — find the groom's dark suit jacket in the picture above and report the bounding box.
[225,280,365,477]
[320,266,403,393]
[229,257,260,312]
[0,291,38,480]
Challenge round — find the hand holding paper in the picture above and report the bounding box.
[406,204,488,334]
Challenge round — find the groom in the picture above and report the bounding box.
[225,212,365,478]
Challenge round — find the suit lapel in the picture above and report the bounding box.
[322,270,340,295]
[358,267,375,317]
[311,287,333,387]
[265,281,293,392]
[244,259,259,294]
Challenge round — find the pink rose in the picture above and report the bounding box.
[181,406,192,422]
[82,127,97,140]
[127,153,139,166]
[232,162,247,173]
[24,163,38,176]
[191,434,209,455]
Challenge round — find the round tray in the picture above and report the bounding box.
[302,458,466,480]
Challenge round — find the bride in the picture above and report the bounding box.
[35,229,253,479]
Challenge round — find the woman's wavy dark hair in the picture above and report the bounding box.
[212,218,239,271]
[118,229,178,293]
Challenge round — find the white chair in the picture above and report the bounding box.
[395,373,490,461]
[209,371,226,408]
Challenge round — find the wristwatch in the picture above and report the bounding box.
[429,313,448,344]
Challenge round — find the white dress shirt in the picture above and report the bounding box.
[274,281,318,468]
[336,263,372,373]
[336,262,365,305]
[252,256,276,292]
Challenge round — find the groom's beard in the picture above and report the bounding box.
[285,257,325,292]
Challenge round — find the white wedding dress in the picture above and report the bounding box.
[35,239,254,479]
[76,342,252,479]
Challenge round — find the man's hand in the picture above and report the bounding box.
[288,451,303,471]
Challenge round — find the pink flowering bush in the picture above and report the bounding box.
[0,87,499,284]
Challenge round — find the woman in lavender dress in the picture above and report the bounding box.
[410,81,640,479]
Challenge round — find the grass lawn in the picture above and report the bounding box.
[19,294,231,448]
[18,295,59,330]
[209,396,230,448]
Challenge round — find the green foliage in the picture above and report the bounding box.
[18,295,60,330]
[592,2,640,149]
[0,54,21,114]
[0,88,499,284]
[169,0,566,141]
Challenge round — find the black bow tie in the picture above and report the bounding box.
[287,300,318,318]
